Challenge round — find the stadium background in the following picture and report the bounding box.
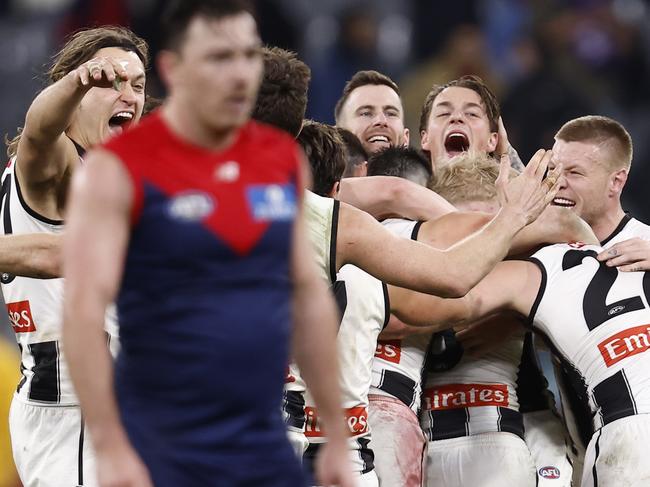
[0,1,649,485]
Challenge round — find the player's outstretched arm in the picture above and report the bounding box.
[62,149,153,487]
[338,175,456,221]
[597,238,650,272]
[290,192,355,487]
[0,233,61,278]
[337,150,560,297]
[17,57,130,186]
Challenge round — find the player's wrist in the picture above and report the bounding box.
[494,206,528,233]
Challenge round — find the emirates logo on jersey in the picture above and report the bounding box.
[422,383,509,411]
[304,405,369,438]
[598,324,650,367]
[375,340,401,364]
[7,300,36,333]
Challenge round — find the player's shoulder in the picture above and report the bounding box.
[531,242,603,266]
[625,217,650,240]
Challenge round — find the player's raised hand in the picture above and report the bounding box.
[496,149,562,226]
[597,237,650,272]
[96,442,154,487]
[73,56,129,89]
[315,440,358,487]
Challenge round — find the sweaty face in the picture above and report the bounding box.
[72,47,146,146]
[550,139,617,227]
[337,84,409,154]
[420,86,497,167]
[170,13,262,134]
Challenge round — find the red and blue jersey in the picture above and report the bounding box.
[102,112,306,486]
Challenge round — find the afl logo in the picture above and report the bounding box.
[608,305,626,316]
[167,191,215,221]
[539,466,560,479]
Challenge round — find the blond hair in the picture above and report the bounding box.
[431,152,516,205]
[555,115,633,170]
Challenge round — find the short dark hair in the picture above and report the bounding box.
[334,70,400,122]
[367,146,433,187]
[161,0,255,51]
[419,75,500,134]
[252,46,311,137]
[298,121,346,197]
[337,128,367,178]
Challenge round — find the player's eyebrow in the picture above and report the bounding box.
[434,101,484,111]
[356,105,376,113]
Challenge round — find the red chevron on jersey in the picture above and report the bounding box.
[103,112,301,256]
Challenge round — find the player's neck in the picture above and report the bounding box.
[590,206,627,243]
[161,102,237,152]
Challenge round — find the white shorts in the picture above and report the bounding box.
[523,410,573,486]
[582,414,650,487]
[9,396,98,487]
[426,432,536,487]
[287,426,309,460]
[368,394,426,487]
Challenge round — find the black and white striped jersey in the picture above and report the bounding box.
[370,218,430,413]
[600,214,650,248]
[0,158,118,406]
[530,243,650,433]
[303,264,389,443]
[420,332,526,441]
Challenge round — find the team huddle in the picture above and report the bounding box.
[2,1,650,487]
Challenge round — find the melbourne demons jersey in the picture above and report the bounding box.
[1,157,89,406]
[371,218,430,412]
[529,243,650,434]
[104,113,305,485]
[420,333,526,441]
[303,264,389,443]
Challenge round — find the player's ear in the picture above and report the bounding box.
[156,49,180,89]
[420,129,430,151]
[609,168,628,196]
[402,127,410,146]
[486,132,498,153]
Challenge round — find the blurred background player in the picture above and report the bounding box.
[2,25,148,487]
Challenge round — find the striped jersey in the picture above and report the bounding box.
[0,156,118,406]
[370,218,430,412]
[530,243,650,434]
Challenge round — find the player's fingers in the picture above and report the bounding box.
[77,68,89,87]
[540,167,562,206]
[535,149,553,180]
[495,153,511,190]
[619,261,650,272]
[108,58,129,80]
[523,149,545,176]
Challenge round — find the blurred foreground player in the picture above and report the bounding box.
[62,1,354,486]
